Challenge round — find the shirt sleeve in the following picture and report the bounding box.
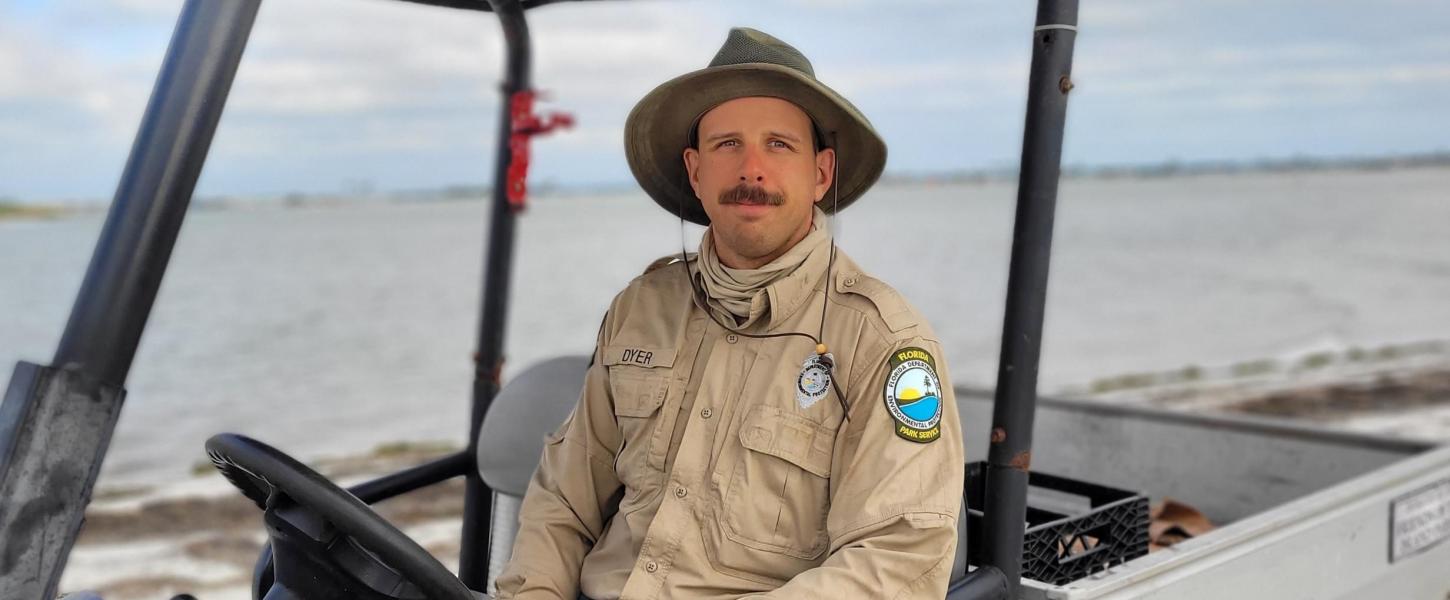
[493,318,625,599]
[746,336,965,599]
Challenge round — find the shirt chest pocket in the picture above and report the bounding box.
[602,345,677,488]
[723,404,837,560]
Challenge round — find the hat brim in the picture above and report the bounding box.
[625,63,887,226]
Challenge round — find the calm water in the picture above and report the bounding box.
[3,167,1449,486]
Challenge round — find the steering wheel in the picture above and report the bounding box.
[205,433,475,600]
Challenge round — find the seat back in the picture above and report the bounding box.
[477,355,590,593]
[476,355,591,496]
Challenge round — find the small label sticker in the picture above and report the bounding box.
[1390,478,1450,563]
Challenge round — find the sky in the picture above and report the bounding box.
[1,0,1448,202]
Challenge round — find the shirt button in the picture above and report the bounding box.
[726,334,739,344]
[700,407,713,419]
[675,486,688,498]
[645,561,659,573]
[844,276,858,287]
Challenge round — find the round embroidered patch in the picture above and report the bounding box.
[884,347,943,443]
[796,352,833,409]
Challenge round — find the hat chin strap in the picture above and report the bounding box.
[675,137,851,419]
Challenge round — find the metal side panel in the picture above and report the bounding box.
[956,390,1426,523]
[0,363,126,599]
[1025,443,1450,599]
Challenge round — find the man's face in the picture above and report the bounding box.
[683,96,836,269]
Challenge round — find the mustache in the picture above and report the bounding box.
[718,183,785,206]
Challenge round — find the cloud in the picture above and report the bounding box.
[0,23,150,138]
[1081,2,1173,30]
[2,0,1448,200]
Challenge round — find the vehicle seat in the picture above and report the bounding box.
[476,354,591,595]
[474,354,971,594]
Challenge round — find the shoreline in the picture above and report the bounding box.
[9,162,1450,218]
[0,202,74,221]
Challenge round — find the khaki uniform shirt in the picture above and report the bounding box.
[495,249,964,599]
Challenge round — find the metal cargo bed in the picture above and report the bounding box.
[956,390,1450,599]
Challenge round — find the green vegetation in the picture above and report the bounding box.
[1083,339,1450,397]
[92,484,155,501]
[371,440,460,458]
[191,460,217,477]
[0,199,68,221]
[1297,352,1335,370]
[1177,364,1203,382]
[1375,345,1403,360]
[1089,372,1160,393]
[1230,359,1278,378]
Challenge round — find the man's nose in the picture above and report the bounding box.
[739,144,766,184]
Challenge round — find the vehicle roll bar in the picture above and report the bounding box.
[0,1,262,597]
[979,0,1079,596]
[460,0,531,588]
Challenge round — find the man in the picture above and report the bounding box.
[495,28,963,599]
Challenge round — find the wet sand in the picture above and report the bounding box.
[1227,368,1450,419]
[63,445,468,600]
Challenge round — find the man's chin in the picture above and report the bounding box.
[714,229,789,263]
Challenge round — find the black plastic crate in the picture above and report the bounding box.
[964,461,1150,585]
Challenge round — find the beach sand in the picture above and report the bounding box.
[62,445,468,600]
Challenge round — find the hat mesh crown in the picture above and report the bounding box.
[708,28,815,78]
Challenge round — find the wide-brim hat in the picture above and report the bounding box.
[625,27,887,226]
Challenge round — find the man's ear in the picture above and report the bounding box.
[813,147,837,202]
[683,147,702,200]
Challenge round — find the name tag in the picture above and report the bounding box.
[620,348,654,366]
[601,344,676,369]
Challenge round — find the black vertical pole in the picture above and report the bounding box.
[51,0,262,385]
[981,0,1078,595]
[0,1,260,597]
[460,0,531,589]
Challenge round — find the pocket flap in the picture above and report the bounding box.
[604,344,674,418]
[609,366,669,417]
[601,344,676,369]
[738,405,835,478]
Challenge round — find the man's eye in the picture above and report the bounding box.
[769,140,792,149]
[716,140,738,148]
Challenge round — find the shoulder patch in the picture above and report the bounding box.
[883,347,943,443]
[836,271,918,333]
